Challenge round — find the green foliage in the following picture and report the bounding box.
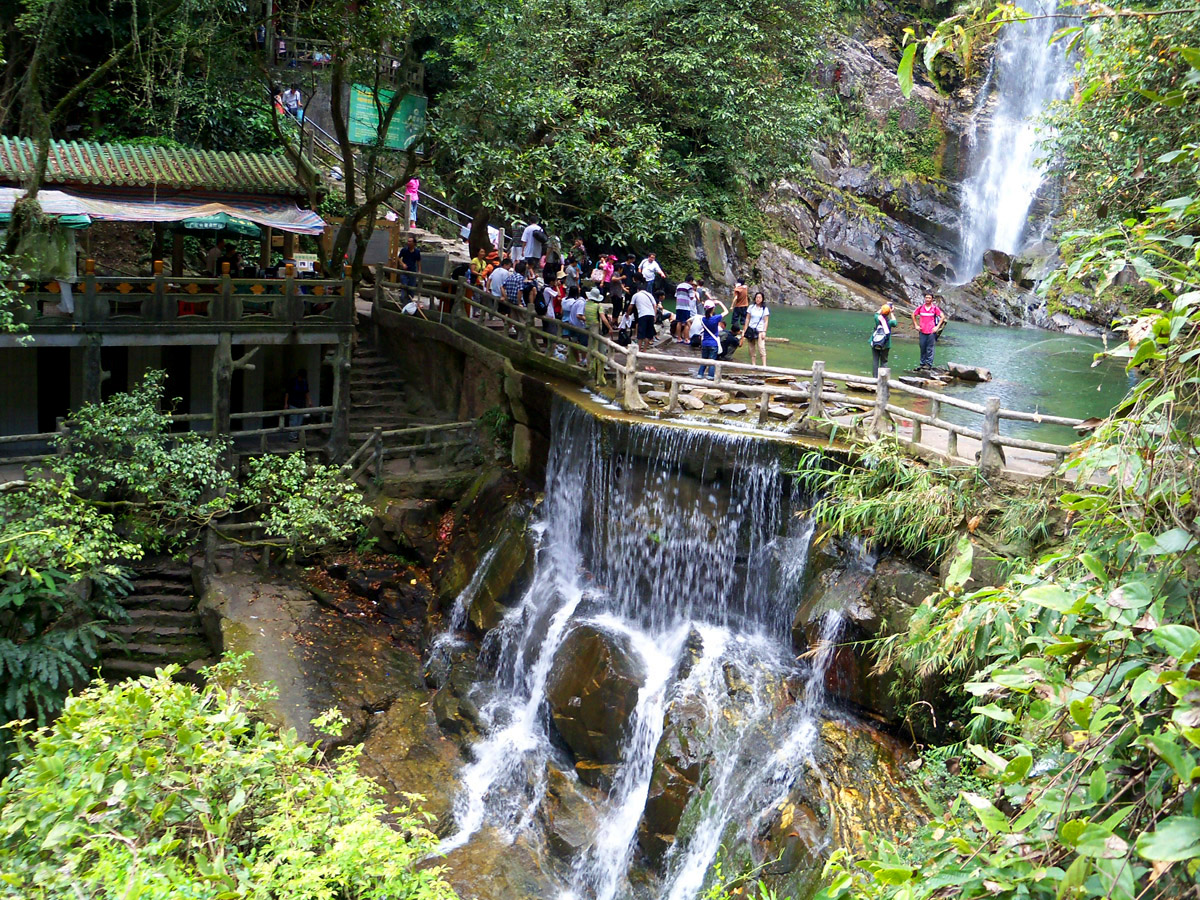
[822,95,945,180]
[811,294,1200,900]
[236,454,372,555]
[0,659,459,900]
[0,370,369,751]
[423,0,831,244]
[480,405,514,449]
[797,441,986,561]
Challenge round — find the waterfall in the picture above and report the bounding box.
[436,402,845,899]
[956,0,1073,279]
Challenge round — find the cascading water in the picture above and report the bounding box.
[434,402,884,900]
[956,0,1073,279]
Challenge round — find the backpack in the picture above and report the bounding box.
[534,290,549,316]
[870,314,890,349]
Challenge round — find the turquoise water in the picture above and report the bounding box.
[737,306,1133,443]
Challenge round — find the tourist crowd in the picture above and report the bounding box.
[443,222,777,377]
[401,220,949,378]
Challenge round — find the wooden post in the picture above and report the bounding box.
[453,277,467,318]
[83,334,103,404]
[329,333,352,462]
[212,334,234,460]
[947,428,959,460]
[220,261,234,321]
[153,260,166,317]
[260,228,272,269]
[622,344,648,411]
[757,391,770,426]
[666,379,679,414]
[870,366,892,435]
[343,264,356,326]
[372,427,383,480]
[808,360,825,420]
[979,396,1006,475]
[83,258,97,322]
[284,262,297,322]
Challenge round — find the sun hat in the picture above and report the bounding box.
[704,300,715,309]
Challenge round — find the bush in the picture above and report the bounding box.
[0,659,459,900]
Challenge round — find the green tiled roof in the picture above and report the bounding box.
[0,137,312,197]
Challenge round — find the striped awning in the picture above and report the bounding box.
[0,186,325,235]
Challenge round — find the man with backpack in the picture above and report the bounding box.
[870,303,898,377]
[519,221,547,272]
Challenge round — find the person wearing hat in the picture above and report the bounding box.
[870,303,898,377]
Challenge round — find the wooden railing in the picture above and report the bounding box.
[0,405,334,477]
[341,420,479,484]
[372,270,1090,474]
[12,260,354,330]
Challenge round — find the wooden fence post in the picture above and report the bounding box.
[979,396,1006,475]
[757,391,770,426]
[622,344,648,411]
[329,333,352,462]
[666,379,680,414]
[948,428,959,460]
[372,427,383,480]
[808,360,825,420]
[869,366,892,434]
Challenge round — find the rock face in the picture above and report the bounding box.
[637,695,708,866]
[546,624,646,780]
[791,545,938,722]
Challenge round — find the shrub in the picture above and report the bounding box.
[0,659,459,900]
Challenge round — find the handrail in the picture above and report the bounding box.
[341,419,478,484]
[299,116,474,235]
[375,268,1093,475]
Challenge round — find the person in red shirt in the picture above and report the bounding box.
[912,292,945,369]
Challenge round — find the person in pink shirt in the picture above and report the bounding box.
[912,292,945,369]
[404,177,419,228]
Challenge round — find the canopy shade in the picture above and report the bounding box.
[0,186,324,235]
[172,212,262,238]
[0,189,91,228]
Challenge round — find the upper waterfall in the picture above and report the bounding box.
[955,0,1073,279]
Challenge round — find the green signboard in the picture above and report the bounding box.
[346,84,426,150]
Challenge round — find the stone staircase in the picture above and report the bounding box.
[348,338,428,448]
[99,564,212,682]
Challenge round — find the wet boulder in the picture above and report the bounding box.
[541,763,601,862]
[546,624,646,771]
[792,552,937,720]
[637,696,710,867]
[466,508,535,633]
[982,249,1013,280]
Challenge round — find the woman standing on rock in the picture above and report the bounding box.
[870,303,897,377]
[746,292,770,367]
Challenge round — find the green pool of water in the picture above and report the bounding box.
[737,306,1133,443]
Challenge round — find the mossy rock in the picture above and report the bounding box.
[546,623,646,766]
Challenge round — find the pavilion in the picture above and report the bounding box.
[0,137,352,463]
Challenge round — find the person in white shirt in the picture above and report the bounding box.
[519,221,546,269]
[489,259,512,297]
[688,310,705,348]
[674,277,695,342]
[638,253,665,295]
[631,287,658,351]
[745,291,771,366]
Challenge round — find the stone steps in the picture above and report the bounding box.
[100,638,211,662]
[100,565,210,681]
[119,592,197,612]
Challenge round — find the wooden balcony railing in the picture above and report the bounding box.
[11,260,354,331]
